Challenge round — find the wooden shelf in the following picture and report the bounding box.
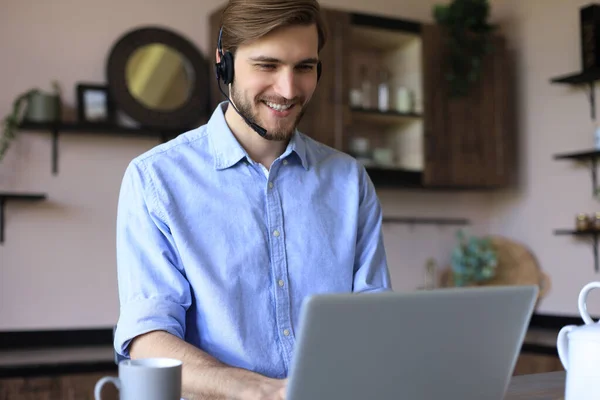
[550,68,600,85]
[554,229,599,272]
[350,24,420,52]
[19,121,179,138]
[365,166,423,187]
[554,149,600,160]
[0,192,47,244]
[555,229,599,235]
[550,69,600,120]
[382,216,469,226]
[351,107,422,125]
[350,12,421,34]
[554,149,600,197]
[18,120,181,175]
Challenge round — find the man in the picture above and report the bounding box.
[113,0,392,398]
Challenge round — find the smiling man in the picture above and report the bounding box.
[113,0,392,399]
[228,36,318,142]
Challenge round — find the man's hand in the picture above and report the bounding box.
[130,331,288,400]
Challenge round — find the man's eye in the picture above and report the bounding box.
[258,64,276,70]
[297,65,314,72]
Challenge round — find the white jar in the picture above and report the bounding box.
[395,87,412,114]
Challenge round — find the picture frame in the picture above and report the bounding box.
[76,83,115,125]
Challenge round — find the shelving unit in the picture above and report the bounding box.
[18,121,180,175]
[554,229,599,273]
[0,192,47,244]
[554,149,600,197]
[347,14,424,177]
[550,68,600,119]
[550,66,600,272]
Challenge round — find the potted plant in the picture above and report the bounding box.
[0,82,61,163]
[450,229,498,286]
[433,0,495,97]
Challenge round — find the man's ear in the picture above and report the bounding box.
[215,48,221,63]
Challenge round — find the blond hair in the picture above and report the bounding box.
[220,0,327,55]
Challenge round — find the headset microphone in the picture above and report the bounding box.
[215,78,268,137]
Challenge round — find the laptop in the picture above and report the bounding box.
[286,285,538,400]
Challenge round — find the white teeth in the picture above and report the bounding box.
[265,101,292,112]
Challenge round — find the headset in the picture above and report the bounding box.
[214,26,322,138]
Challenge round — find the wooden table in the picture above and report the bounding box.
[505,371,565,399]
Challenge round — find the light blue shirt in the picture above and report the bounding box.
[114,102,392,379]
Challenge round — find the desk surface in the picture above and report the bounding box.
[505,371,565,399]
[0,344,567,398]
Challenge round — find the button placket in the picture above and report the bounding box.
[264,168,294,368]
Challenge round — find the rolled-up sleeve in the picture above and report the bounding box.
[114,160,191,358]
[352,167,393,293]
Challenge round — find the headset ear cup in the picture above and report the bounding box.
[317,61,322,83]
[215,61,224,81]
[222,51,234,85]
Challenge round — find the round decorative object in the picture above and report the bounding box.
[440,235,551,303]
[106,26,210,130]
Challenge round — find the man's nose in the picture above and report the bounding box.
[273,69,298,100]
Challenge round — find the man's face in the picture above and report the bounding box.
[230,24,320,141]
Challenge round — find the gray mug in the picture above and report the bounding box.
[94,357,182,400]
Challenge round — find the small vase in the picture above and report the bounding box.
[25,92,60,122]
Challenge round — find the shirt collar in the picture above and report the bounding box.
[208,102,247,170]
[207,101,309,170]
[283,127,308,170]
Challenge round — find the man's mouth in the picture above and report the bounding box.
[263,101,293,112]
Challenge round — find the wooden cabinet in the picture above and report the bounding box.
[0,372,118,400]
[422,25,514,188]
[207,6,514,189]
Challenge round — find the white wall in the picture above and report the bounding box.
[0,0,530,331]
[489,0,600,316]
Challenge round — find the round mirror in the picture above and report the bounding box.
[125,43,194,112]
[106,26,210,131]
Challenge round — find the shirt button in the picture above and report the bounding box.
[268,182,274,189]
[283,329,290,336]
[273,230,280,237]
[278,279,284,287]
[283,160,288,165]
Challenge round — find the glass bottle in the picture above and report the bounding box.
[424,258,437,290]
[359,66,372,109]
[377,69,390,112]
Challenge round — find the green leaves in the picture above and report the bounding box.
[450,229,498,286]
[433,0,495,97]
[0,89,40,162]
[435,0,492,31]
[0,81,60,162]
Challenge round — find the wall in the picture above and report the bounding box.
[490,0,600,316]
[1,0,511,331]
